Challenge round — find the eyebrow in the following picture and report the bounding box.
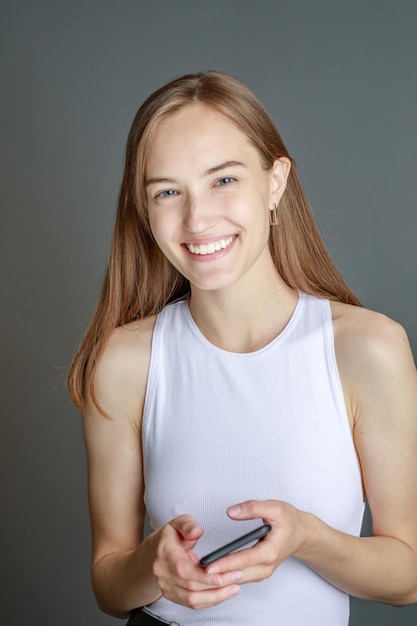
[145,160,247,188]
[204,160,247,176]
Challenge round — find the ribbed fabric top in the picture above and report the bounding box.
[142,293,365,625]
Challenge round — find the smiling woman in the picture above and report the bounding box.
[68,71,417,626]
[145,104,288,291]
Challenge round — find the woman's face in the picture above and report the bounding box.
[145,104,289,293]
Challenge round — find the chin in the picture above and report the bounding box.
[189,275,239,293]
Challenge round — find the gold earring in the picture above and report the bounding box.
[269,203,279,226]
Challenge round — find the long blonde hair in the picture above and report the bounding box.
[68,71,360,410]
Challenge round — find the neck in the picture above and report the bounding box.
[188,258,299,353]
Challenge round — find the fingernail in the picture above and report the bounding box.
[231,571,242,582]
[184,523,197,534]
[228,505,242,516]
[210,575,223,587]
[207,565,219,575]
[228,585,240,598]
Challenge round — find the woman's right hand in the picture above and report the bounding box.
[152,515,242,610]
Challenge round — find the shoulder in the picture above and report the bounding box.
[101,315,157,375]
[330,300,412,368]
[88,315,157,425]
[330,300,416,421]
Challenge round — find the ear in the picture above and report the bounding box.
[270,157,291,207]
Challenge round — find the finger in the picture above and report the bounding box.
[205,540,274,576]
[163,555,242,590]
[165,570,243,594]
[227,499,278,522]
[222,562,273,585]
[162,581,240,610]
[169,514,204,542]
[207,546,268,582]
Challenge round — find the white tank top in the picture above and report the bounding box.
[142,293,365,625]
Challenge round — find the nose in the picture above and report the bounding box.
[183,193,216,234]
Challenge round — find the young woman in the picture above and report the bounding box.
[69,71,417,626]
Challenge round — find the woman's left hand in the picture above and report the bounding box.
[203,499,313,581]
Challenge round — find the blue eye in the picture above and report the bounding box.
[216,177,235,186]
[156,189,177,199]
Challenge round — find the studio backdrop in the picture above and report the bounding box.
[1,2,416,625]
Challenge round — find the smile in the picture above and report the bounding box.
[185,236,235,256]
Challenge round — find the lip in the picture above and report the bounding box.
[182,234,237,261]
[182,234,237,246]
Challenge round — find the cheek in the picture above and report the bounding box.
[148,211,164,242]
[243,193,270,230]
[148,212,177,258]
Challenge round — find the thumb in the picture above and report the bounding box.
[227,499,273,522]
[169,514,204,543]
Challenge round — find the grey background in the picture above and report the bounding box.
[1,1,416,624]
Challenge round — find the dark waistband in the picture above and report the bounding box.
[127,607,183,626]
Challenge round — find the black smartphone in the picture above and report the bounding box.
[199,523,271,567]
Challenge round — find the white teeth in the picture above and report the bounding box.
[186,237,234,256]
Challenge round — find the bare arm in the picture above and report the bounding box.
[82,318,163,617]
[326,307,417,603]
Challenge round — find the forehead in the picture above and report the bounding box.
[146,104,256,172]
